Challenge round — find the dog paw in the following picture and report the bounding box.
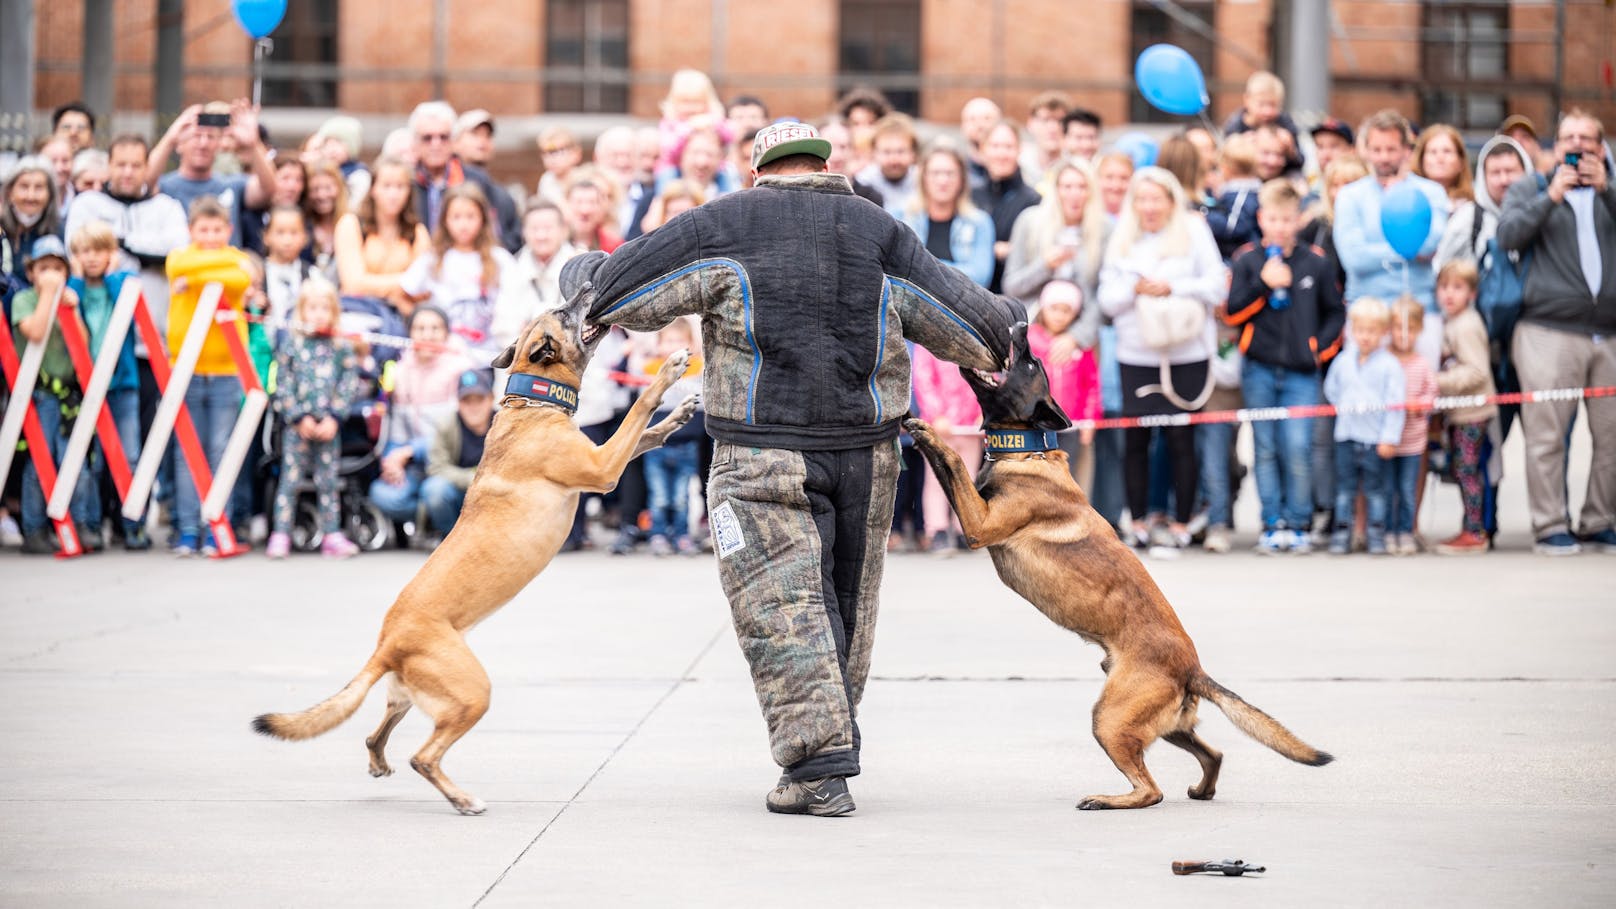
[902,417,933,439]
[659,348,690,381]
[369,763,393,778]
[1187,785,1215,801]
[1075,797,1114,811]
[453,797,487,816]
[665,393,699,426]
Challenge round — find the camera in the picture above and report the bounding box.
[197,112,232,129]
[1564,152,1582,168]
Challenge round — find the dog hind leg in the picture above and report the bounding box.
[1078,672,1178,810]
[399,643,492,815]
[1162,728,1223,801]
[365,675,413,778]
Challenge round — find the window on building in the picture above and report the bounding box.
[545,0,630,113]
[261,0,339,108]
[1420,2,1507,129]
[1129,1,1215,124]
[838,0,921,116]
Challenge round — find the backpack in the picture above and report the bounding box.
[1472,173,1545,390]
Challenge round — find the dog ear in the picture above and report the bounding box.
[527,333,559,365]
[1031,396,1074,432]
[490,343,516,369]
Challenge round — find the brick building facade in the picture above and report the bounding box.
[29,1,1616,139]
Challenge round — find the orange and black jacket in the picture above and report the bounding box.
[1223,242,1345,373]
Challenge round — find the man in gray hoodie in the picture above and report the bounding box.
[1496,108,1616,556]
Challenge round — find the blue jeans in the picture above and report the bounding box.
[20,389,101,535]
[103,387,143,523]
[1243,361,1318,530]
[1197,421,1234,527]
[1333,440,1388,536]
[1386,453,1421,535]
[173,374,243,538]
[368,462,424,523]
[642,440,699,540]
[419,475,466,532]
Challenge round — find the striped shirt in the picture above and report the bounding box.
[1394,351,1438,456]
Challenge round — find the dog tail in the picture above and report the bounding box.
[1191,673,1334,766]
[252,656,389,742]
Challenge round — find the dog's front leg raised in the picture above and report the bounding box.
[902,418,1019,548]
[631,392,699,459]
[552,349,690,492]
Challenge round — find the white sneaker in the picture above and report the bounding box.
[1202,525,1232,553]
[0,514,21,547]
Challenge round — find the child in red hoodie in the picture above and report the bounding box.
[1027,279,1101,492]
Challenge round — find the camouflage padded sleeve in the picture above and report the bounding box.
[883,222,1020,371]
[566,216,708,333]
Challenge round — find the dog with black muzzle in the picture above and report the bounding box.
[903,323,1331,810]
[253,285,698,815]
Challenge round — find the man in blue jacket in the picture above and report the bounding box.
[562,122,1022,817]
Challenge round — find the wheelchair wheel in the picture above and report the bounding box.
[348,501,393,552]
[290,498,324,552]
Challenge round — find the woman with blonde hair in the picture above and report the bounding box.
[640,178,706,234]
[1003,156,1109,347]
[898,141,995,287]
[1097,166,1228,555]
[1412,124,1473,204]
[303,162,349,280]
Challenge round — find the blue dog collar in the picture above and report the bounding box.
[984,429,1059,456]
[503,374,579,414]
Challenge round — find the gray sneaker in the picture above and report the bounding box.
[765,775,856,817]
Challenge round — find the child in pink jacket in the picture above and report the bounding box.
[911,343,983,552]
[1027,280,1102,493]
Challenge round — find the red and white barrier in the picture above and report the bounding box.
[200,308,268,526]
[48,279,139,522]
[1068,385,1616,432]
[0,286,83,557]
[120,282,252,557]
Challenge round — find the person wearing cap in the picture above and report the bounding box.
[560,121,1023,817]
[420,367,495,541]
[9,236,102,553]
[453,110,496,171]
[1308,117,1355,194]
[407,101,520,254]
[1499,114,1550,176]
[2,156,62,312]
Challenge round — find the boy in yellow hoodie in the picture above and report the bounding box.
[164,197,255,555]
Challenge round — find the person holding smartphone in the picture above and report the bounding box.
[1496,108,1616,556]
[145,99,277,246]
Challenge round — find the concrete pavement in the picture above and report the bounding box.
[2,429,1613,906]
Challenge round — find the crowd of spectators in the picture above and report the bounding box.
[2,69,1613,560]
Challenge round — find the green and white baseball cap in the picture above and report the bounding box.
[750,121,832,170]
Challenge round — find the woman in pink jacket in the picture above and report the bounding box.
[911,343,983,552]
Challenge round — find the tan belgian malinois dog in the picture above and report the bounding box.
[903,323,1332,810]
[253,288,697,815]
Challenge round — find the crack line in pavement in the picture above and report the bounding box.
[472,623,729,908]
[5,611,183,664]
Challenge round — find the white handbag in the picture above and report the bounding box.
[1134,294,1215,410]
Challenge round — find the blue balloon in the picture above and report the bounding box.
[232,0,287,40]
[1113,132,1159,169]
[1134,44,1209,117]
[1380,182,1433,262]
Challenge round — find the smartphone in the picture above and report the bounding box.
[1564,152,1582,168]
[197,112,232,129]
